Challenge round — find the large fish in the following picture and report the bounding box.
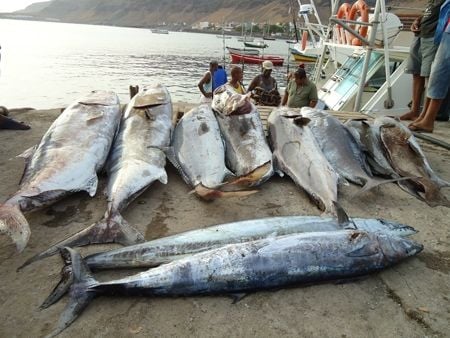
[167,104,255,200]
[20,85,173,265]
[212,86,273,186]
[39,215,417,309]
[48,230,423,336]
[0,91,121,252]
[301,108,401,192]
[268,107,340,215]
[374,116,450,207]
[345,119,397,178]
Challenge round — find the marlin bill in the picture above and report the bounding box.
[0,91,121,252]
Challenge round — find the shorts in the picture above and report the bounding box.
[405,36,438,77]
[427,32,450,99]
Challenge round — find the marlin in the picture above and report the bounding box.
[47,230,422,336]
[19,84,173,264]
[37,214,417,309]
[0,91,121,252]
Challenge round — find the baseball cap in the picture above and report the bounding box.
[262,60,273,70]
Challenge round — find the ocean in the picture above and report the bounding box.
[0,19,305,109]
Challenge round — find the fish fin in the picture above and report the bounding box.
[345,242,378,257]
[271,153,285,177]
[17,145,37,159]
[193,184,258,201]
[46,247,98,338]
[293,116,311,127]
[18,213,145,269]
[353,176,416,198]
[0,204,30,252]
[227,161,273,187]
[158,170,168,185]
[230,293,248,304]
[40,250,75,309]
[83,173,98,197]
[164,147,192,186]
[332,201,356,229]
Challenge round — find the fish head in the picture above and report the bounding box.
[376,233,423,262]
[376,218,418,237]
[212,86,253,116]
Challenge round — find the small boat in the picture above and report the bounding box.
[228,50,284,66]
[244,41,268,49]
[151,29,169,34]
[263,36,276,41]
[289,48,319,62]
[226,47,260,56]
[217,35,232,39]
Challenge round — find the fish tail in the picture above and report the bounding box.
[40,250,75,309]
[0,203,30,252]
[192,184,258,201]
[46,247,98,338]
[18,213,145,270]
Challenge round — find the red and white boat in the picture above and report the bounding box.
[228,51,284,66]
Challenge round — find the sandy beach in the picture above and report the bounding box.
[0,106,449,338]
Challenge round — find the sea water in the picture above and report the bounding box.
[0,19,306,109]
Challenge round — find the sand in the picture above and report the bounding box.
[0,107,449,338]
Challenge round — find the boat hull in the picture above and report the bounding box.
[229,52,284,66]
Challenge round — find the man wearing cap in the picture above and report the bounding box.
[247,61,280,106]
[282,68,318,108]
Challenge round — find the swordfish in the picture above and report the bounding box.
[0,91,121,252]
[48,230,422,336]
[20,84,173,266]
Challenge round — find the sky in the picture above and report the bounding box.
[0,0,48,13]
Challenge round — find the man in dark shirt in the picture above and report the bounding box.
[400,0,445,121]
[282,68,318,108]
[247,61,280,106]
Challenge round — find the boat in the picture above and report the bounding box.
[217,35,232,39]
[289,47,319,62]
[263,36,276,41]
[226,47,260,56]
[244,40,268,49]
[228,50,284,66]
[151,29,169,34]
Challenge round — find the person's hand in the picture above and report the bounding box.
[411,18,421,34]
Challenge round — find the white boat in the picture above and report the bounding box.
[297,0,411,116]
[151,29,169,34]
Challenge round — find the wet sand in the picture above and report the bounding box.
[0,107,449,338]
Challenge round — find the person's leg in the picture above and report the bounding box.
[400,37,423,120]
[409,34,449,132]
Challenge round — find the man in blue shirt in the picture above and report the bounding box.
[213,65,227,91]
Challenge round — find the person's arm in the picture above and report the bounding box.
[309,83,318,108]
[198,72,212,98]
[411,15,422,34]
[282,81,291,106]
[247,76,258,92]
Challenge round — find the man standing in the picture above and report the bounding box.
[198,60,218,104]
[282,68,318,108]
[400,0,445,121]
[247,61,280,106]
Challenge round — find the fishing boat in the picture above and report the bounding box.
[289,47,319,62]
[244,40,268,49]
[226,47,260,56]
[151,29,169,34]
[228,50,284,66]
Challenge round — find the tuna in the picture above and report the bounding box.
[166,104,256,200]
[20,84,173,266]
[301,108,404,192]
[0,91,121,252]
[212,86,273,186]
[268,108,340,215]
[38,215,417,309]
[374,116,450,207]
[47,230,423,336]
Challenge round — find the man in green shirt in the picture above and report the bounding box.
[282,68,318,108]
